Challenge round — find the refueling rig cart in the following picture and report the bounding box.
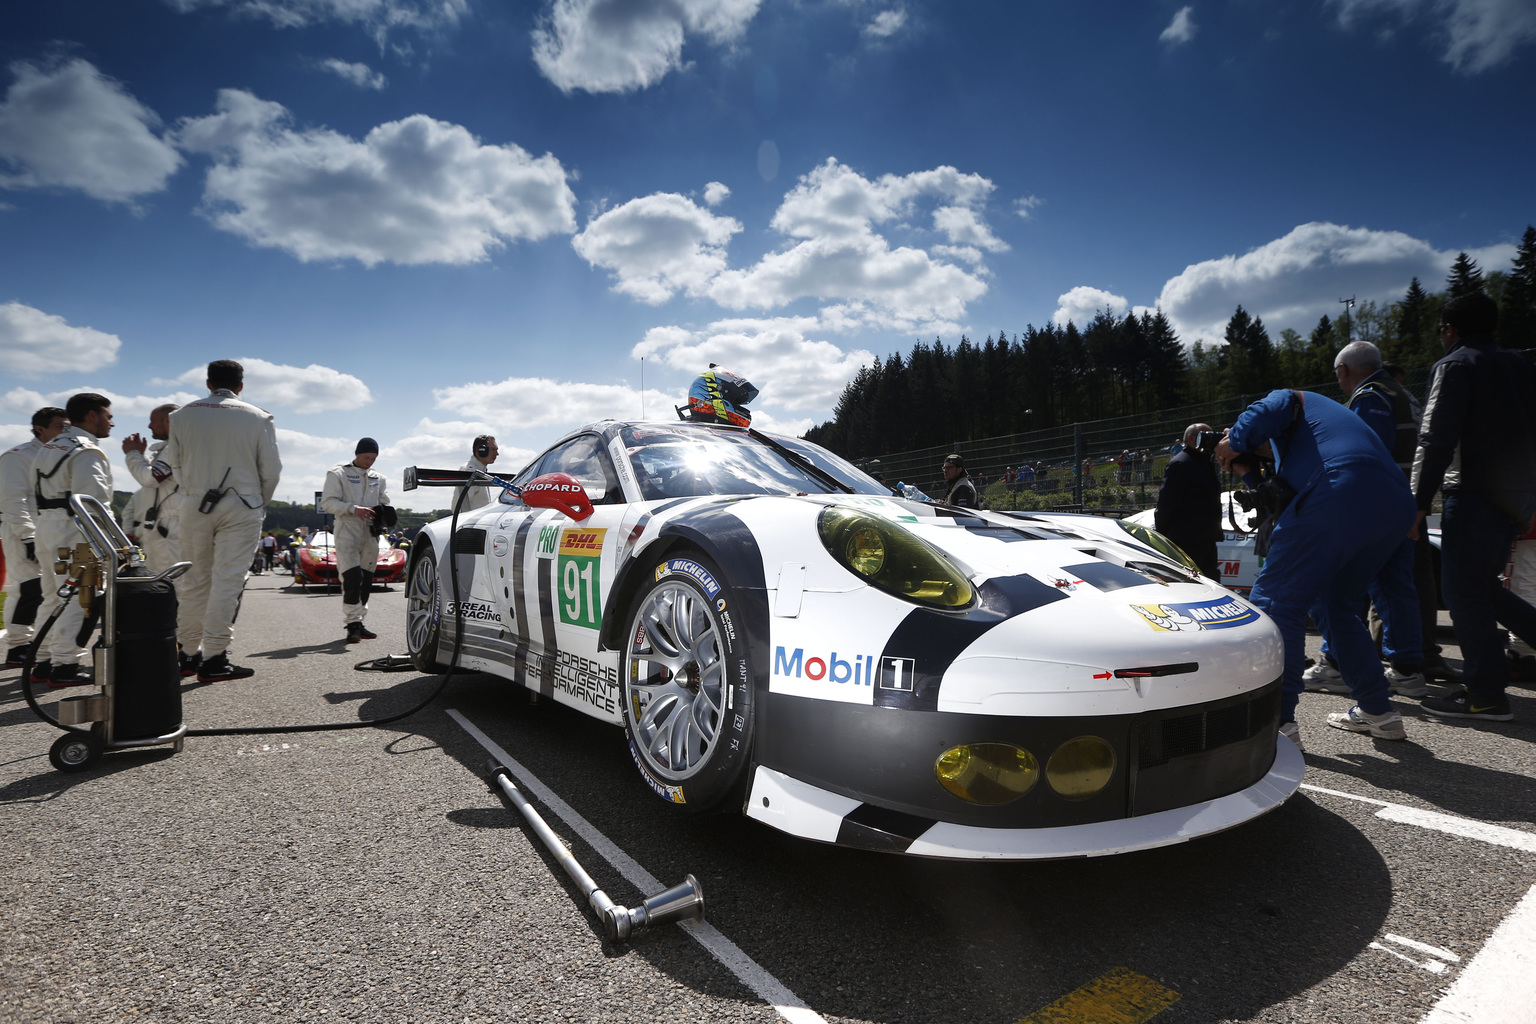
[23,494,189,773]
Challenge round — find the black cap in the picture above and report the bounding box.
[944,453,964,468]
[355,437,379,455]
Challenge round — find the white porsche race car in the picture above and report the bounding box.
[404,421,1302,860]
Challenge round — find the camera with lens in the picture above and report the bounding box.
[1191,430,1218,457]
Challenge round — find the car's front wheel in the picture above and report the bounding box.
[622,552,754,812]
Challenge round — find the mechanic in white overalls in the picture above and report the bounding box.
[320,438,391,643]
[30,394,115,688]
[458,434,499,511]
[120,403,182,573]
[160,360,283,682]
[0,406,66,668]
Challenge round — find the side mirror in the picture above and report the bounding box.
[520,473,593,521]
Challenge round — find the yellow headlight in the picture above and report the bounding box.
[818,507,974,609]
[935,743,1039,804]
[845,526,885,575]
[1045,736,1116,800]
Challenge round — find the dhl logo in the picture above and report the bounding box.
[559,528,606,555]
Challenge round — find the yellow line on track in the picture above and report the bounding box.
[1014,966,1180,1024]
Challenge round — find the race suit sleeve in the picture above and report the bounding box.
[124,449,160,489]
[319,468,351,518]
[1227,389,1297,455]
[71,448,114,504]
[1411,359,1468,512]
[257,415,282,504]
[0,451,35,541]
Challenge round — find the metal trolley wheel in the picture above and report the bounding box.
[49,732,103,774]
[622,552,754,812]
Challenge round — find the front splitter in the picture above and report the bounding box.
[743,733,1305,860]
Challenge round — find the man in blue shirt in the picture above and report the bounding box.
[1215,389,1417,749]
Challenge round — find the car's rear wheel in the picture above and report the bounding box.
[405,549,449,673]
[622,552,754,812]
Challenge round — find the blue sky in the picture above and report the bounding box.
[2,0,1532,508]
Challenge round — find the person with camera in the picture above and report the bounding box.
[121,404,182,574]
[1215,388,1415,749]
[459,435,500,511]
[1412,291,1536,723]
[321,438,393,643]
[29,394,116,688]
[160,360,282,682]
[1154,423,1222,580]
[1,407,66,669]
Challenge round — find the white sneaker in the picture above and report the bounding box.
[1279,721,1305,753]
[1326,705,1406,740]
[1302,660,1348,694]
[1385,666,1429,698]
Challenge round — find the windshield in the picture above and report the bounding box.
[307,532,335,551]
[619,423,890,500]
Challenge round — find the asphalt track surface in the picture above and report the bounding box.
[2,572,1534,1024]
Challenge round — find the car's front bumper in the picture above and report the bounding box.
[744,732,1303,860]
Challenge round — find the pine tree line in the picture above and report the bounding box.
[805,226,1536,460]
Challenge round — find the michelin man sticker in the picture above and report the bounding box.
[1131,596,1260,631]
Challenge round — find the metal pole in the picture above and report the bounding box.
[1072,421,1085,505]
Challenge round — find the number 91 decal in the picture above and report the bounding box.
[558,528,606,628]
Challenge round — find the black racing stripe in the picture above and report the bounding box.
[536,532,558,697]
[620,497,697,561]
[834,804,935,854]
[510,515,537,688]
[874,573,1069,711]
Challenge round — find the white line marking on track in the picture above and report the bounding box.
[447,709,828,1024]
[1385,934,1460,962]
[1420,883,1536,1024]
[1300,784,1536,852]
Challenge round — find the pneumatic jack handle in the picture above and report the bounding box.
[485,760,705,942]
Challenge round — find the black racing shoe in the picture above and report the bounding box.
[197,653,255,682]
[4,644,35,669]
[29,661,52,685]
[179,651,203,678]
[351,622,378,642]
[1422,654,1463,683]
[48,663,92,688]
[1421,688,1514,722]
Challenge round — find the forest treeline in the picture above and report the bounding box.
[804,227,1536,460]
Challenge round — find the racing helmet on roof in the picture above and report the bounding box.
[684,365,758,427]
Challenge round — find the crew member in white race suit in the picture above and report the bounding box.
[120,403,181,573]
[458,435,499,511]
[160,360,282,682]
[29,394,115,688]
[1,407,66,668]
[320,438,390,642]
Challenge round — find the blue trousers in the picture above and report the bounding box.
[1319,534,1423,668]
[1249,461,1416,722]
[1440,491,1536,703]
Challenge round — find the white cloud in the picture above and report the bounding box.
[1153,221,1516,342]
[161,356,373,414]
[175,89,577,266]
[433,377,656,433]
[0,58,182,203]
[532,0,763,94]
[863,8,908,39]
[572,192,742,303]
[319,58,387,90]
[633,316,876,413]
[1329,0,1536,72]
[381,418,541,479]
[703,159,1005,325]
[164,0,466,41]
[0,302,123,376]
[702,181,730,206]
[1014,194,1043,219]
[1160,6,1197,46]
[1053,286,1129,328]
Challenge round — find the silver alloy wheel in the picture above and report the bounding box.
[626,580,725,780]
[406,554,440,655]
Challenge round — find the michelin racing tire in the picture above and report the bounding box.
[405,549,450,674]
[622,552,754,813]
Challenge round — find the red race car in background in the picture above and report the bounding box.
[292,531,407,588]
